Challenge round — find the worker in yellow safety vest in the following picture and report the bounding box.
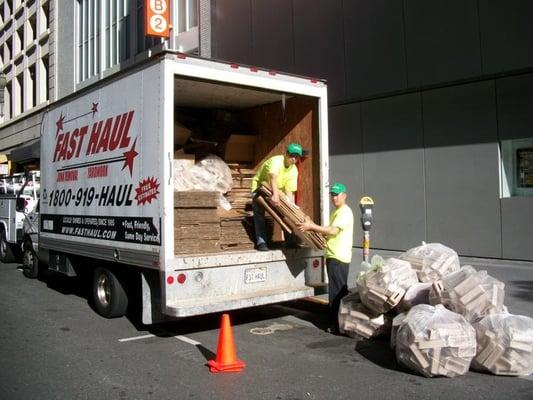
[298,182,354,334]
[251,143,303,251]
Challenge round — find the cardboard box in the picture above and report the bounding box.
[174,122,192,146]
[224,134,256,163]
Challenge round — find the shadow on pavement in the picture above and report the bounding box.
[355,336,418,376]
[508,281,533,302]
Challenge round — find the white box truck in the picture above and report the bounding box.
[20,52,330,323]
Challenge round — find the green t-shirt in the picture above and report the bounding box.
[325,204,354,263]
[251,155,298,193]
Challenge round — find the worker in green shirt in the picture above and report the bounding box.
[298,182,354,334]
[251,143,303,251]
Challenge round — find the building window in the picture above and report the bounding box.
[76,0,130,83]
[500,139,533,198]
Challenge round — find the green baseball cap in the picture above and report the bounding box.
[286,143,303,157]
[330,182,346,195]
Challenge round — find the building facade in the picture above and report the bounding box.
[209,0,533,261]
[1,0,532,261]
[0,0,204,165]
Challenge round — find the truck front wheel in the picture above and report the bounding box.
[92,267,128,318]
[0,230,14,263]
[22,240,39,278]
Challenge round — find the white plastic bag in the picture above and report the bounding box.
[395,304,476,378]
[356,255,418,314]
[430,265,505,323]
[399,242,460,283]
[338,291,391,339]
[472,313,533,376]
[173,155,233,209]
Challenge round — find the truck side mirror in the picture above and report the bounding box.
[16,197,26,212]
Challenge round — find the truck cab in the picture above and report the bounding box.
[0,171,40,263]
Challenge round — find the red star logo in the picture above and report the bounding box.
[91,102,98,117]
[122,139,138,176]
[56,113,65,136]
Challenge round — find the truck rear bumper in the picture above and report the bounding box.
[165,285,314,317]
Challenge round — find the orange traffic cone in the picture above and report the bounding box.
[207,313,246,373]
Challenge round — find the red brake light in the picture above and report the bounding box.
[177,273,186,284]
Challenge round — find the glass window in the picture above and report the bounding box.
[500,139,533,197]
[76,0,129,83]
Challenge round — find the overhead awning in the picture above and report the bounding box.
[9,138,40,163]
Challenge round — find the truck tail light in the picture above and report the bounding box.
[167,276,174,284]
[177,273,186,284]
[312,259,320,268]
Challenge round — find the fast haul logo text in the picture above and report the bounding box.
[53,104,139,178]
[49,102,161,207]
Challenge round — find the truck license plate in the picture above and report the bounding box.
[244,267,267,284]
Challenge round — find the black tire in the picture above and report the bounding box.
[92,267,128,318]
[22,240,39,279]
[0,230,15,263]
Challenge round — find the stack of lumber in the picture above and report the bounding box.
[399,243,460,283]
[356,257,418,314]
[256,183,326,250]
[472,314,533,376]
[338,292,392,339]
[430,265,506,323]
[174,191,220,254]
[218,163,255,251]
[226,163,254,213]
[395,304,477,378]
[218,209,255,251]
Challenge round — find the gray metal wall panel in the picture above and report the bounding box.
[293,0,345,103]
[501,197,533,260]
[361,93,425,251]
[423,81,501,257]
[404,0,482,88]
[479,1,533,74]
[343,0,407,100]
[211,0,252,64]
[497,73,533,140]
[251,0,294,73]
[329,103,364,246]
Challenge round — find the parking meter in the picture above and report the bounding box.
[359,196,374,262]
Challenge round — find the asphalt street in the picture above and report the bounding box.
[0,258,532,400]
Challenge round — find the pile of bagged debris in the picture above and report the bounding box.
[338,242,533,378]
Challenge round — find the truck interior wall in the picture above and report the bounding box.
[241,96,320,221]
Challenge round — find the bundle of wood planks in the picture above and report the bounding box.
[219,163,255,251]
[472,314,533,376]
[256,183,326,250]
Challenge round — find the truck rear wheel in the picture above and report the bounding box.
[92,267,128,318]
[22,240,39,279]
[0,230,15,263]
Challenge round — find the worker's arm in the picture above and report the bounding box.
[298,218,339,236]
[269,173,280,205]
